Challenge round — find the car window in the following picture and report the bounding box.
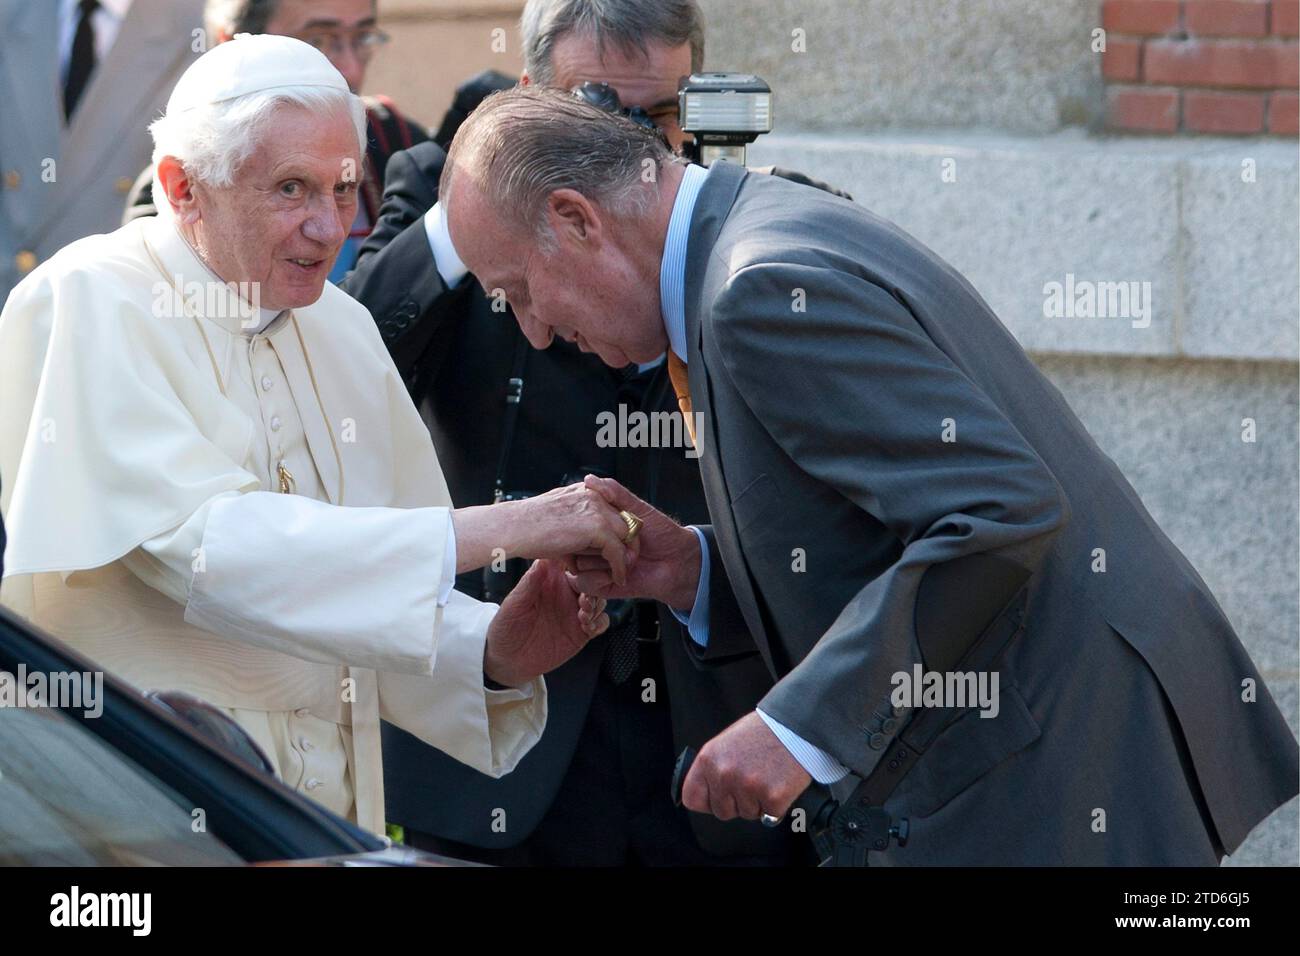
[0,692,243,865]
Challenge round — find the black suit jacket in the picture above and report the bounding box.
[341,142,788,857]
[677,159,1299,864]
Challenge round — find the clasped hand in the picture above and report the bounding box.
[561,476,814,825]
[469,477,812,825]
[463,480,640,687]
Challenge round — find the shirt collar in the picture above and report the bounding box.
[659,162,709,364]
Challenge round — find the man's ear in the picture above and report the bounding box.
[519,72,531,87]
[545,188,601,247]
[156,156,200,224]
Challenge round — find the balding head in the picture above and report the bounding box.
[441,86,678,247]
[442,86,687,368]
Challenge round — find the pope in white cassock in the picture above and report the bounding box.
[0,35,642,835]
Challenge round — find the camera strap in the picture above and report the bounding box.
[492,331,530,503]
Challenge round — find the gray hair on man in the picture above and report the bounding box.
[147,85,366,215]
[441,86,680,248]
[520,0,706,87]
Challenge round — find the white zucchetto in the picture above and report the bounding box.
[165,32,350,115]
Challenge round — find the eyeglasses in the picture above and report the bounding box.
[298,28,390,60]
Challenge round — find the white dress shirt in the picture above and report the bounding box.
[424,201,470,288]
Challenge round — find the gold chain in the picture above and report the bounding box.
[277,461,296,494]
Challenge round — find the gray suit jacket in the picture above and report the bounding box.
[0,0,202,305]
[682,160,1299,864]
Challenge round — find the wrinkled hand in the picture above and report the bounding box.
[681,712,812,822]
[484,558,609,688]
[508,481,639,586]
[563,475,701,611]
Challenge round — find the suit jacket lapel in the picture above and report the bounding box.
[682,161,780,676]
[46,0,196,239]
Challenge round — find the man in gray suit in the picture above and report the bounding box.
[440,87,1299,864]
[0,0,203,306]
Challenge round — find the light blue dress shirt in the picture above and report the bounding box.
[660,163,849,785]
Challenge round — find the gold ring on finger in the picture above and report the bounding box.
[619,510,643,542]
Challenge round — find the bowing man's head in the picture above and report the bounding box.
[148,34,366,311]
[442,86,687,369]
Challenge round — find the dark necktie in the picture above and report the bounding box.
[601,602,641,685]
[64,0,100,123]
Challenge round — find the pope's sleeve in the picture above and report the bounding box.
[122,493,546,775]
[121,490,461,675]
[377,590,547,778]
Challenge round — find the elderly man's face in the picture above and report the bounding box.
[532,34,694,152]
[447,174,670,369]
[189,104,360,310]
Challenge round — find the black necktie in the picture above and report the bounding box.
[64,0,100,123]
[601,602,641,685]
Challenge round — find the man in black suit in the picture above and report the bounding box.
[439,86,1300,864]
[341,0,810,864]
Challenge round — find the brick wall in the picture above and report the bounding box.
[1103,0,1299,133]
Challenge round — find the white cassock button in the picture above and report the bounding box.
[299,736,314,752]
[304,778,322,791]
[270,415,281,431]
[261,376,273,391]
[294,707,310,718]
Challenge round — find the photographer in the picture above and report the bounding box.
[342,0,842,866]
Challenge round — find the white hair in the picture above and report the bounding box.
[148,85,366,213]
